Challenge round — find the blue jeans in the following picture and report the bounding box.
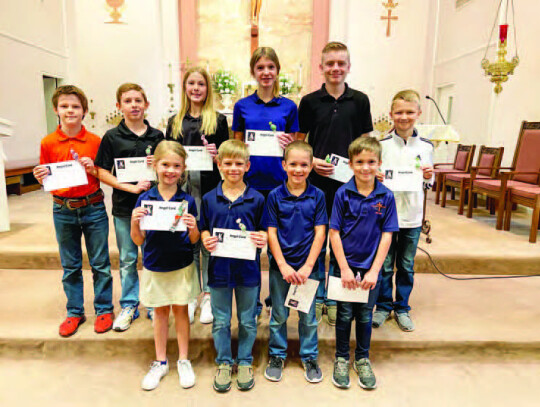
[268,264,318,362]
[376,227,421,313]
[210,285,258,366]
[335,269,380,360]
[193,240,210,294]
[113,216,139,309]
[53,200,113,317]
[314,230,336,306]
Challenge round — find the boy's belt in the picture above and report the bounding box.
[53,189,104,210]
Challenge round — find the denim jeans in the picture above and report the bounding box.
[53,200,113,317]
[314,231,336,306]
[335,269,381,361]
[268,264,318,362]
[376,227,422,313]
[113,216,139,309]
[210,285,258,366]
[192,240,210,294]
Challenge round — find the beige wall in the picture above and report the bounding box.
[0,0,68,167]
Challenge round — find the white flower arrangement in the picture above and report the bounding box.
[212,70,238,95]
[279,73,299,96]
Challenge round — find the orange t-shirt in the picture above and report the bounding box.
[39,126,102,198]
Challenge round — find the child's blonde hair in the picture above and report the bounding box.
[284,140,313,163]
[116,83,148,104]
[170,67,218,140]
[250,47,281,97]
[348,136,382,161]
[217,140,250,163]
[321,41,350,62]
[391,89,421,111]
[153,140,187,185]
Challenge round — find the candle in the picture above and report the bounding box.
[499,24,509,43]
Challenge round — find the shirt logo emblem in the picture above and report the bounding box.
[372,202,385,215]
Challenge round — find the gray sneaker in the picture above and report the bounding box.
[395,312,415,332]
[264,356,284,382]
[372,310,390,328]
[237,365,255,391]
[353,358,376,389]
[213,364,232,393]
[332,357,350,389]
[303,359,323,383]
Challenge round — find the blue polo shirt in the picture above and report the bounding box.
[135,186,197,272]
[330,178,399,269]
[232,92,300,191]
[200,182,266,288]
[265,182,327,269]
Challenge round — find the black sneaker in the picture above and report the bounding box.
[303,359,323,383]
[264,356,284,382]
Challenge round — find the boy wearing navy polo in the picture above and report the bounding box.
[200,140,267,393]
[264,141,327,384]
[329,137,398,390]
[298,42,373,325]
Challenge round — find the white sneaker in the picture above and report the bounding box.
[141,361,169,391]
[113,306,138,332]
[177,359,196,388]
[199,295,213,324]
[188,299,197,324]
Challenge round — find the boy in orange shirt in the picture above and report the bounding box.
[33,85,114,337]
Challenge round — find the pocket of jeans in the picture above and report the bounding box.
[91,201,106,209]
[52,202,63,213]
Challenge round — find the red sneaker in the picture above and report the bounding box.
[94,313,114,334]
[59,316,86,337]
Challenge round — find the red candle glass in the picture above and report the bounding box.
[499,24,509,43]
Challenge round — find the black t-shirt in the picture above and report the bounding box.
[165,112,229,197]
[95,119,164,217]
[298,83,373,215]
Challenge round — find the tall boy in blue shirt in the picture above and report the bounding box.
[200,140,267,393]
[329,137,398,390]
[264,141,327,383]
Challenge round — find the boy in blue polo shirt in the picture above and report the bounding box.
[329,137,398,390]
[264,141,327,384]
[200,140,267,393]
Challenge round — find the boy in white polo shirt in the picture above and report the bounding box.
[373,90,433,332]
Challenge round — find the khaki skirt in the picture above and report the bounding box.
[140,263,200,308]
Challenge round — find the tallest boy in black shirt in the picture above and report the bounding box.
[298,42,373,325]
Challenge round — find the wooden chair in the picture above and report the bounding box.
[433,144,476,204]
[441,146,504,215]
[467,121,540,231]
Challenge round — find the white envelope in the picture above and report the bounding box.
[327,276,369,303]
[245,129,284,157]
[327,154,353,184]
[284,279,319,314]
[211,227,257,261]
[381,166,423,192]
[115,157,156,183]
[139,200,187,232]
[42,160,88,192]
[185,146,213,171]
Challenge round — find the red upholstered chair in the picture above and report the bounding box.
[433,144,476,204]
[441,146,503,215]
[467,121,540,232]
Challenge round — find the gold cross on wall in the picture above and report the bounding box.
[381,1,399,37]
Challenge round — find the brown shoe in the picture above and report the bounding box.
[59,316,86,337]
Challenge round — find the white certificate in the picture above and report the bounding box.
[115,157,156,183]
[245,129,284,157]
[211,228,257,261]
[139,200,187,232]
[284,279,320,314]
[42,160,88,192]
[327,276,369,303]
[185,146,213,172]
[381,167,423,192]
[327,154,353,184]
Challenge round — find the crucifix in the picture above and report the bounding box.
[381,1,399,37]
[251,0,263,53]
